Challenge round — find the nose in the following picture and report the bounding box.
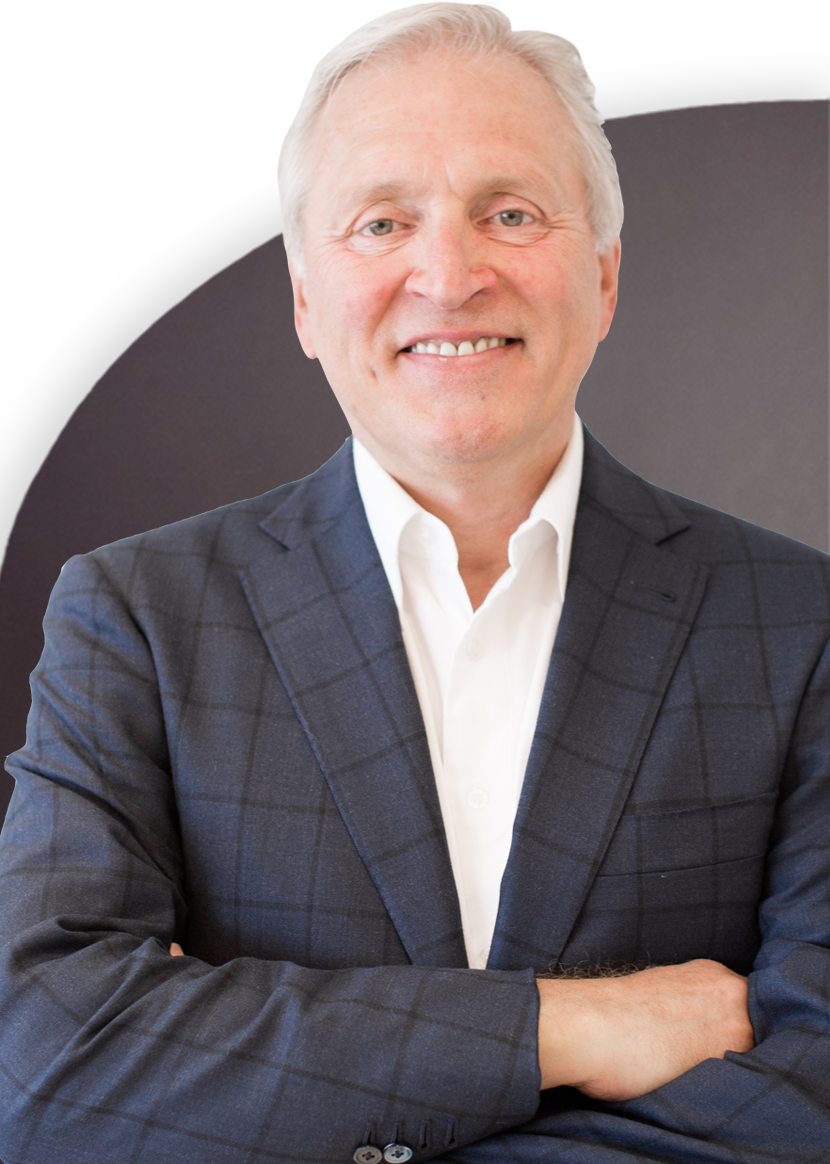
[404,220,496,309]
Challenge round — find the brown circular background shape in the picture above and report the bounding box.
[1,102,828,824]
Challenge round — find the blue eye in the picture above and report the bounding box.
[366,219,395,235]
[499,210,528,226]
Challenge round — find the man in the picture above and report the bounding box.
[0,4,827,1162]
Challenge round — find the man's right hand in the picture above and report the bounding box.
[537,959,754,1101]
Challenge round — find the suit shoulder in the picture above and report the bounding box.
[636,481,830,630]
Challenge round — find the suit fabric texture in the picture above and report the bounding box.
[1,428,829,1163]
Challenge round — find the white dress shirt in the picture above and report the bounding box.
[353,415,583,968]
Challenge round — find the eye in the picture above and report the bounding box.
[361,218,397,236]
[494,209,533,227]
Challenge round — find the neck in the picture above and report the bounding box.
[358,420,574,611]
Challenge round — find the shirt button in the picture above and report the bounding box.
[465,638,483,661]
[383,1147,413,1163]
[467,788,489,808]
[420,525,437,545]
[353,1148,383,1164]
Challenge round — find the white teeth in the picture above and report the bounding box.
[410,336,511,356]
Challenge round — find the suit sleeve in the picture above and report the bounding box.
[437,636,830,1163]
[0,554,541,1164]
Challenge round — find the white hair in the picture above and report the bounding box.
[278,3,624,271]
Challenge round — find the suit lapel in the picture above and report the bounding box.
[240,444,466,968]
[240,433,710,974]
[488,432,709,970]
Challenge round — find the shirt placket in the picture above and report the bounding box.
[442,590,517,967]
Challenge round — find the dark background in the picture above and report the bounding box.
[1,36,828,828]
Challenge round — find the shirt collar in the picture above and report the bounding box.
[353,412,584,609]
[512,412,583,602]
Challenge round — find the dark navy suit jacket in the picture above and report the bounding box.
[1,430,829,1162]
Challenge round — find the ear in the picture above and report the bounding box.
[597,238,621,343]
[288,258,317,360]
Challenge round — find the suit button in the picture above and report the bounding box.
[353,1148,383,1164]
[383,1146,413,1163]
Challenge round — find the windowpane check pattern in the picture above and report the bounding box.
[1,431,829,1161]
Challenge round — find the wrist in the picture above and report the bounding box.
[536,977,601,1090]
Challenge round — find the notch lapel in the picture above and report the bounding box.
[489,433,709,970]
[240,447,466,968]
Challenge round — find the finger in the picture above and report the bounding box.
[169,942,184,957]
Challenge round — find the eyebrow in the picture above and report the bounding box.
[344,173,553,209]
[344,181,418,207]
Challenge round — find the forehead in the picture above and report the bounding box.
[306,47,582,212]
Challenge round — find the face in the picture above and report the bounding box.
[290,48,620,479]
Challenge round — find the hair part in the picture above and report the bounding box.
[278,3,624,273]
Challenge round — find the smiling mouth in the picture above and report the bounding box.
[403,336,517,357]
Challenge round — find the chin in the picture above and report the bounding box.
[407,417,520,466]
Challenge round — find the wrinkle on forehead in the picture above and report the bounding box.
[330,42,521,97]
[316,44,573,151]
[305,45,590,241]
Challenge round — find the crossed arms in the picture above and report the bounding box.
[172,937,755,1103]
[1,515,830,1162]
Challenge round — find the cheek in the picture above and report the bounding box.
[312,255,402,343]
[502,247,571,307]
[510,236,600,306]
[532,260,601,334]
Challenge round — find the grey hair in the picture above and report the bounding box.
[278,3,623,272]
